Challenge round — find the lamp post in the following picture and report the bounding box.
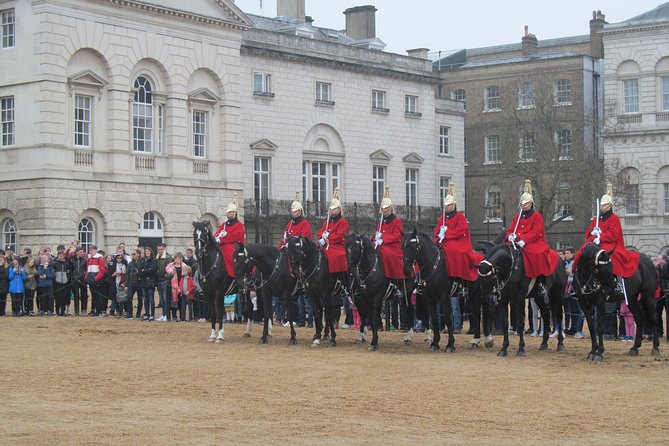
[484,201,492,241]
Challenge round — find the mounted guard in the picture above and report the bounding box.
[317,187,350,295]
[214,193,246,280]
[374,187,405,282]
[279,191,312,249]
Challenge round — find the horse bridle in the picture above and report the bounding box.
[287,237,321,287]
[403,235,441,285]
[236,249,281,291]
[478,244,517,294]
[194,227,221,284]
[349,235,379,290]
[575,248,607,296]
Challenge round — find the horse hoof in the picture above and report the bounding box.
[328,340,337,347]
[651,348,660,357]
[258,338,268,345]
[215,338,224,344]
[444,346,456,353]
[311,339,320,347]
[593,354,603,362]
[368,344,378,352]
[497,350,507,357]
[556,343,566,352]
[539,343,548,351]
[516,350,525,357]
[322,335,330,342]
[208,337,216,343]
[289,338,297,345]
[587,352,594,361]
[243,332,251,338]
[485,341,494,348]
[628,348,639,357]
[404,339,413,345]
[469,343,479,349]
[267,334,272,339]
[428,345,439,352]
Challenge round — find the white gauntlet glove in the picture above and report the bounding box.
[219,230,227,238]
[375,238,383,247]
[375,232,382,241]
[319,238,326,246]
[590,227,601,237]
[594,237,601,246]
[508,233,517,243]
[517,240,526,248]
[322,231,329,239]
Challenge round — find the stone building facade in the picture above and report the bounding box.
[601,3,669,256]
[0,0,465,253]
[435,14,606,250]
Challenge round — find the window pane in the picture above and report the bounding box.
[439,126,450,155]
[133,77,153,152]
[1,96,15,146]
[74,95,92,147]
[623,79,639,113]
[193,110,206,157]
[1,9,15,48]
[486,135,500,163]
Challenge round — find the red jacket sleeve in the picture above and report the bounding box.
[95,257,107,282]
[433,216,445,240]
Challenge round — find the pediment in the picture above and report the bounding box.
[68,70,108,89]
[112,0,253,28]
[402,152,425,164]
[188,87,222,103]
[250,138,278,151]
[369,149,392,161]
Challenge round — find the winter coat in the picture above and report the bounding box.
[85,254,107,284]
[165,262,195,302]
[8,266,26,293]
[155,252,173,282]
[70,255,88,281]
[433,210,483,282]
[126,260,141,286]
[37,264,55,288]
[505,209,559,278]
[0,264,9,295]
[137,256,157,288]
[53,259,71,287]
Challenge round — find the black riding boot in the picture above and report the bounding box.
[537,276,548,305]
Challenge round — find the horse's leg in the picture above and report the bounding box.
[216,291,225,343]
[595,299,606,361]
[537,296,551,351]
[646,291,661,356]
[402,283,416,345]
[428,294,440,352]
[243,296,252,337]
[516,297,526,357]
[468,284,482,349]
[551,288,566,352]
[370,294,382,351]
[580,298,598,360]
[481,287,494,348]
[208,293,217,342]
[257,289,270,345]
[311,297,323,346]
[443,290,456,353]
[498,299,510,357]
[627,293,643,356]
[286,294,297,345]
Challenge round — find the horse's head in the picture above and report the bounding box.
[580,244,616,295]
[346,233,365,270]
[192,220,213,259]
[402,228,421,278]
[477,244,512,295]
[286,235,306,271]
[233,242,252,286]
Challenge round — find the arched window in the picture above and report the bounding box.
[2,218,17,252]
[133,76,153,152]
[78,218,95,252]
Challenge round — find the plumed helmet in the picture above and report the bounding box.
[520,179,534,205]
[443,181,456,206]
[600,182,613,206]
[225,193,238,213]
[290,191,303,212]
[329,187,342,210]
[380,187,392,210]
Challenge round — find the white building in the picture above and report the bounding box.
[0,0,464,252]
[601,3,669,255]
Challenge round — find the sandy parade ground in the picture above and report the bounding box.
[1,315,668,445]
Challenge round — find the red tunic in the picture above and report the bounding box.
[374,213,405,280]
[278,216,312,248]
[317,214,349,273]
[505,210,558,278]
[433,211,483,282]
[574,212,639,278]
[214,218,245,278]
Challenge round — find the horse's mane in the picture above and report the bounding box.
[578,244,604,270]
[485,243,511,260]
[246,243,279,258]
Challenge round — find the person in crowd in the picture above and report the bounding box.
[109,252,127,317]
[138,246,157,321]
[37,255,55,315]
[654,254,668,341]
[184,248,197,271]
[8,257,27,316]
[214,194,246,282]
[0,255,10,317]
[181,265,195,322]
[165,252,186,322]
[125,249,142,320]
[155,242,173,321]
[85,245,107,317]
[70,247,89,316]
[23,256,37,316]
[620,300,636,342]
[53,250,72,316]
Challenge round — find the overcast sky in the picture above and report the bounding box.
[233,0,665,55]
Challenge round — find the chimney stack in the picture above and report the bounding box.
[407,48,430,59]
[344,5,377,40]
[277,0,305,22]
[589,10,607,59]
[521,25,538,55]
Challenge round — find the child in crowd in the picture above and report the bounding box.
[37,255,55,315]
[53,250,71,316]
[0,256,10,316]
[224,294,237,323]
[620,301,636,342]
[181,265,195,322]
[23,257,37,315]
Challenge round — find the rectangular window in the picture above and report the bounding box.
[518,82,535,108]
[316,82,332,104]
[74,95,92,147]
[157,105,165,154]
[439,126,450,155]
[439,176,452,203]
[557,128,573,159]
[451,89,466,109]
[623,79,640,114]
[405,95,418,114]
[372,165,386,204]
[132,102,152,152]
[405,169,417,207]
[1,9,15,48]
[303,161,341,215]
[485,86,500,111]
[662,77,669,111]
[253,72,272,96]
[485,134,501,164]
[664,183,669,214]
[556,185,573,220]
[331,163,340,193]
[555,79,572,105]
[519,132,535,162]
[372,90,387,111]
[1,96,14,146]
[625,184,639,215]
[556,241,571,251]
[192,110,206,158]
[254,156,271,215]
[486,186,502,221]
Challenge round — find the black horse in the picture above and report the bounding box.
[478,243,567,357]
[402,229,456,352]
[286,236,339,346]
[345,233,388,351]
[233,242,299,345]
[192,221,234,343]
[574,244,660,360]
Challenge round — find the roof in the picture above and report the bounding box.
[465,35,589,57]
[604,2,669,30]
[457,51,581,69]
